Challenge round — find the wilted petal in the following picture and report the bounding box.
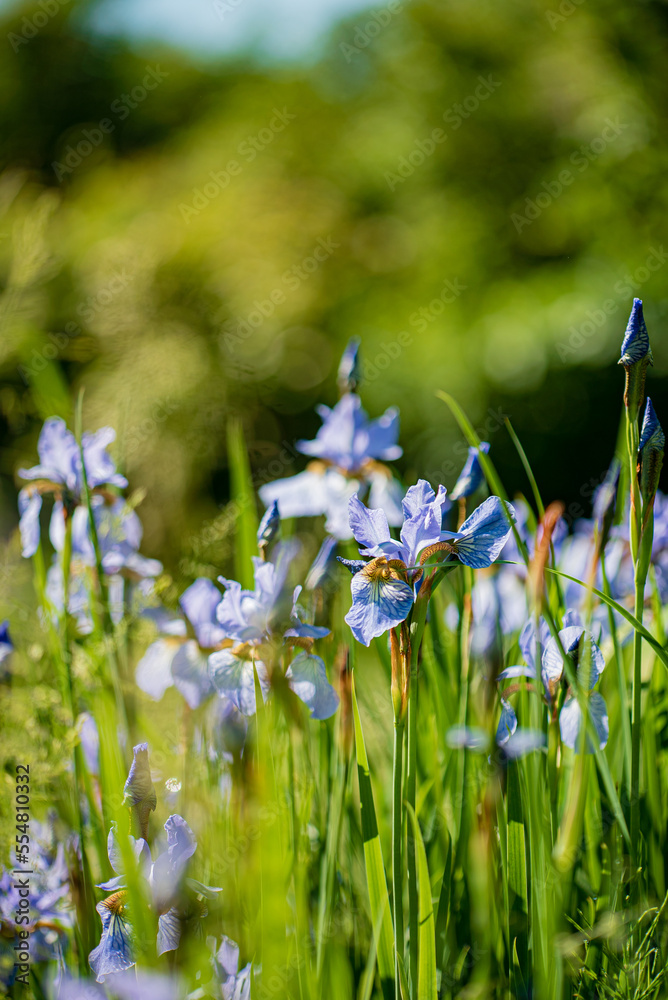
[209,650,270,716]
[344,559,414,646]
[286,652,339,719]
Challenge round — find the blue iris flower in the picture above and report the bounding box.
[135,577,225,709]
[92,813,221,981]
[208,545,338,719]
[215,936,252,999]
[497,613,608,753]
[344,482,514,646]
[450,442,490,500]
[17,417,127,558]
[258,388,404,539]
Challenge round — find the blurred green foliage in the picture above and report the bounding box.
[1,0,668,584]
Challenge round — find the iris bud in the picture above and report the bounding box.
[618,298,653,419]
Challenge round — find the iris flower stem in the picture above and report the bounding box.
[406,584,431,1000]
[392,719,405,1000]
[630,578,644,882]
[600,555,632,797]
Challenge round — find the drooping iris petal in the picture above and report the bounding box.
[81,426,128,489]
[495,699,517,746]
[208,650,270,716]
[171,640,215,709]
[20,417,79,489]
[156,908,183,956]
[345,559,414,647]
[89,895,134,983]
[286,652,339,719]
[451,496,516,569]
[149,814,197,913]
[135,639,181,701]
[559,692,609,752]
[181,577,224,637]
[18,488,42,558]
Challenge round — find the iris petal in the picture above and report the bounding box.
[286,652,339,719]
[209,650,270,715]
[344,560,414,646]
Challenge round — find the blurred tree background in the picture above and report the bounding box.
[1,0,667,583]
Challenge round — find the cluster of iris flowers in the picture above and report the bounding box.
[2,297,666,998]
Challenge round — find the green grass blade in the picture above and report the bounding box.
[507,762,528,997]
[545,567,668,672]
[227,416,258,589]
[351,673,395,1000]
[504,417,545,519]
[406,805,437,1000]
[436,391,529,565]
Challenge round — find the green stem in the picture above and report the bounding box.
[406,589,430,1000]
[601,554,632,797]
[392,720,405,1000]
[630,579,643,874]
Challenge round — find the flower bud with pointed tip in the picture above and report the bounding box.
[450,442,490,500]
[123,742,156,841]
[257,500,280,558]
[337,338,362,394]
[639,397,665,510]
[619,298,653,418]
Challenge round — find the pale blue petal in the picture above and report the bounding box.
[446,726,489,752]
[171,640,215,709]
[497,664,535,681]
[209,650,269,716]
[344,566,414,646]
[496,699,517,746]
[367,470,404,527]
[503,729,545,758]
[286,653,339,719]
[157,908,182,955]
[179,578,225,648]
[348,494,391,555]
[258,469,329,519]
[135,639,179,701]
[453,496,516,568]
[559,692,609,752]
[89,900,135,982]
[18,488,42,558]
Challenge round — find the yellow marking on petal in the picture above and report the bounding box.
[102,891,128,915]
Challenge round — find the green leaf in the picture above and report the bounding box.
[226,417,259,589]
[507,762,528,996]
[351,674,395,1000]
[406,805,438,1000]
